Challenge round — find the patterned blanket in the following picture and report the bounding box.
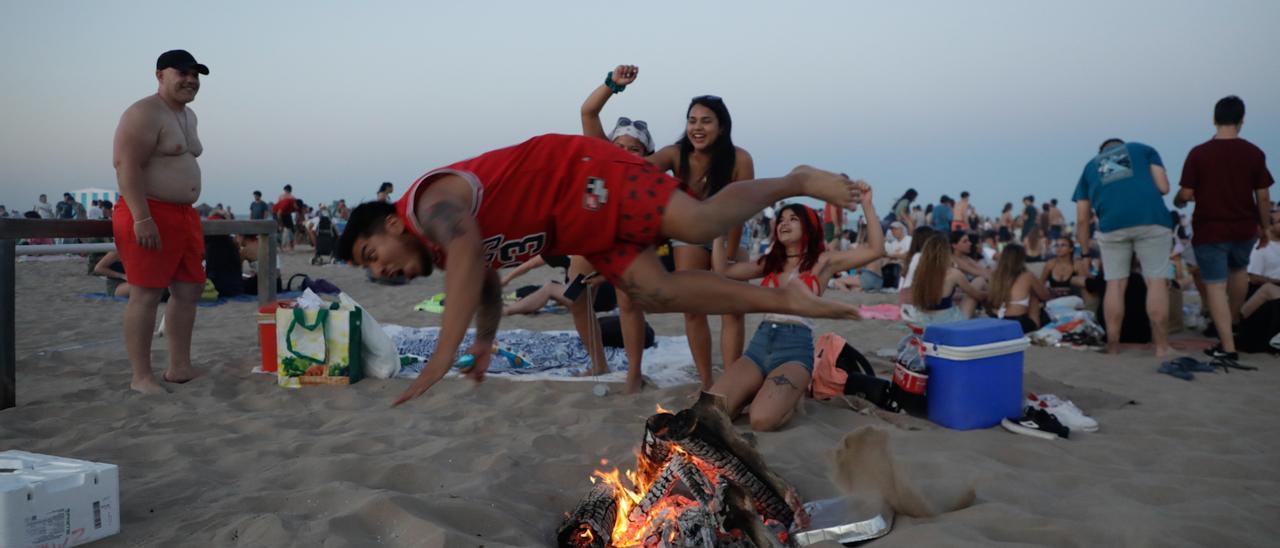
[383,325,699,388]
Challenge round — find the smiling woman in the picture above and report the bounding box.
[646,95,757,390]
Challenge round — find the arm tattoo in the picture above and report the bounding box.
[423,201,468,244]
[770,376,799,389]
[475,271,503,341]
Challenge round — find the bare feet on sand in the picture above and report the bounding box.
[624,378,643,395]
[130,376,169,395]
[791,165,858,209]
[162,366,205,384]
[784,279,861,320]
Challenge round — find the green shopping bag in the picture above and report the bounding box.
[276,303,364,388]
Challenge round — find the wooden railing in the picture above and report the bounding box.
[0,218,279,410]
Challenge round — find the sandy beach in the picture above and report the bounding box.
[4,250,1279,547]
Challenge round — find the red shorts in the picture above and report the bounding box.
[112,199,205,289]
[582,162,679,283]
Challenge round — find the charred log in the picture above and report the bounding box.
[629,455,682,523]
[672,455,714,507]
[658,392,800,527]
[557,482,618,548]
[641,412,676,480]
[714,481,780,548]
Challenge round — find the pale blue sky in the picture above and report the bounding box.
[2,1,1277,222]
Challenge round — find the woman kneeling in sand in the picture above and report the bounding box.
[709,190,883,431]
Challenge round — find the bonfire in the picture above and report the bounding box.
[557,394,808,547]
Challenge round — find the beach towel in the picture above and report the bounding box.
[858,304,901,321]
[382,325,697,387]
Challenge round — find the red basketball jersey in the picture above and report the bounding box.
[395,134,652,270]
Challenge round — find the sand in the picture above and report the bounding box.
[4,250,1279,547]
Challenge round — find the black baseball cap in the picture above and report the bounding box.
[156,50,209,75]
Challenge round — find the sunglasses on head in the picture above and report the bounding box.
[616,117,648,131]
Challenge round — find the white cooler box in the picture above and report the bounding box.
[0,451,119,547]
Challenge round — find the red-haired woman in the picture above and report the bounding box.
[710,184,882,431]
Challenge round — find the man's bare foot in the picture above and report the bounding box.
[783,279,861,320]
[1154,346,1172,359]
[162,366,205,384]
[790,165,857,209]
[1104,342,1120,354]
[624,377,643,395]
[130,376,168,395]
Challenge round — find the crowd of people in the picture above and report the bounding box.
[813,96,1274,366]
[15,50,1275,432]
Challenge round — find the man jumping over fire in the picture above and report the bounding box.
[337,133,864,406]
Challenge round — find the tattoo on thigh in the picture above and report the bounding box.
[618,273,674,311]
[770,376,798,389]
[424,201,467,244]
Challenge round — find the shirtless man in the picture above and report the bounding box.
[1047,198,1067,239]
[112,50,208,394]
[336,134,863,406]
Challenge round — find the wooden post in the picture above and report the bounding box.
[1,239,15,410]
[256,226,278,305]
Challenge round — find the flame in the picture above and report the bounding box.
[655,403,673,414]
[586,443,726,546]
[575,525,594,545]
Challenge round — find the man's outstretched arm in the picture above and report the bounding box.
[393,180,488,406]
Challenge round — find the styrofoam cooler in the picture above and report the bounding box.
[923,319,1029,430]
[0,451,120,547]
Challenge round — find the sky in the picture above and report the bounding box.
[2,1,1278,223]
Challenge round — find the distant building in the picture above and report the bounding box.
[69,188,121,208]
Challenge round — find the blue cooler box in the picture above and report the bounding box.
[923,318,1029,430]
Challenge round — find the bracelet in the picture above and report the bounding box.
[605,71,626,94]
[134,217,153,225]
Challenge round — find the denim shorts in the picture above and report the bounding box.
[1096,225,1172,281]
[743,322,814,376]
[860,269,884,291]
[1193,239,1256,283]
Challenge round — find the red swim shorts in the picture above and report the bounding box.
[112,199,206,289]
[583,161,680,284]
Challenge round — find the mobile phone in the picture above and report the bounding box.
[562,272,599,301]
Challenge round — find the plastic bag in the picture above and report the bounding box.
[338,292,400,379]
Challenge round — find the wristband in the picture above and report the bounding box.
[134,217,153,225]
[605,71,626,94]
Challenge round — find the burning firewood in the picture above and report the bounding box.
[658,393,801,527]
[559,394,806,547]
[557,482,618,548]
[672,454,714,508]
[629,455,682,523]
[641,412,676,480]
[714,481,782,548]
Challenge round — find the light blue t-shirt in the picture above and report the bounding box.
[1072,142,1171,232]
[931,203,953,232]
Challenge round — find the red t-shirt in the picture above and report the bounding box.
[272,196,297,216]
[1180,138,1274,245]
[395,134,650,270]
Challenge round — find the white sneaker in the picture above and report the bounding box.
[1026,393,1098,432]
